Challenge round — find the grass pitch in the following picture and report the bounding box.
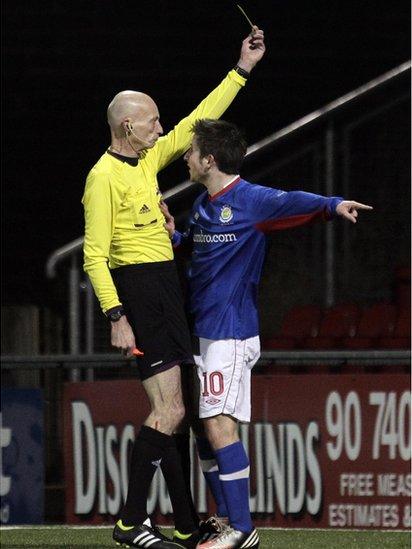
[0,527,410,548]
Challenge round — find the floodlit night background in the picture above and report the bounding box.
[2,0,410,343]
[1,0,411,533]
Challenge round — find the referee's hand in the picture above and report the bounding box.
[237,26,265,73]
[111,316,136,357]
[336,201,373,223]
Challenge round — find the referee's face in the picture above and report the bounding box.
[129,97,163,150]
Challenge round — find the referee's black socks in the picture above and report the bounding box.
[120,426,198,534]
[120,425,168,526]
[161,433,199,534]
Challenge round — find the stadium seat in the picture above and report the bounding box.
[304,303,360,349]
[263,304,322,349]
[342,302,397,349]
[263,337,297,349]
[395,266,411,306]
[379,305,411,349]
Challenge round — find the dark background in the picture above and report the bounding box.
[2,0,410,308]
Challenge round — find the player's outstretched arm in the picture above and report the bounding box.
[336,201,373,223]
[237,26,266,73]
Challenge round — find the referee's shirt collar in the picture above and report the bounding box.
[107,149,139,167]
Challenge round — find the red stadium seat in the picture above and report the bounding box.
[304,336,337,349]
[263,337,297,350]
[263,304,321,349]
[304,303,360,349]
[379,306,411,349]
[342,302,397,349]
[395,266,411,306]
[379,337,410,349]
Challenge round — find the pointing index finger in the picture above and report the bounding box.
[352,202,373,210]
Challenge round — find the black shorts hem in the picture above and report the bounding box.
[138,356,194,381]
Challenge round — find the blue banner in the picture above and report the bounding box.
[1,389,44,524]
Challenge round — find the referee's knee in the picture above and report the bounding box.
[170,401,186,429]
[150,402,186,432]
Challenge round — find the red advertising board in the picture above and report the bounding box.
[63,374,411,529]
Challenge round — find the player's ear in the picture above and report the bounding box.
[206,154,215,168]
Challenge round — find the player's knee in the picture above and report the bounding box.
[204,417,220,442]
[204,416,238,449]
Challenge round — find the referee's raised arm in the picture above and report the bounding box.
[152,26,266,171]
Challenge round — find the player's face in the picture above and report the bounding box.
[184,138,208,182]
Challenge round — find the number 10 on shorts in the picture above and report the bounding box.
[202,371,224,396]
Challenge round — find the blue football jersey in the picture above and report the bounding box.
[173,177,342,340]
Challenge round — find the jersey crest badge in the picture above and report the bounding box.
[219,205,233,223]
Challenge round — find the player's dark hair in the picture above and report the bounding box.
[191,119,247,174]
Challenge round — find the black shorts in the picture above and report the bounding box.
[111,260,194,380]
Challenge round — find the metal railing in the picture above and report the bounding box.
[45,61,411,366]
[45,61,411,273]
[1,350,410,370]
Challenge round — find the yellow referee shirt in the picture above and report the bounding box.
[82,69,246,312]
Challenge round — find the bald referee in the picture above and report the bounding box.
[82,27,265,549]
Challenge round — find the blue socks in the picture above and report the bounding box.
[196,437,228,517]
[215,441,253,533]
[197,438,253,533]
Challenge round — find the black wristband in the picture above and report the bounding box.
[234,65,250,79]
[105,306,124,322]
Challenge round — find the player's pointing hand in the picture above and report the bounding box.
[336,201,373,224]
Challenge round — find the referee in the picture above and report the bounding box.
[82,27,265,549]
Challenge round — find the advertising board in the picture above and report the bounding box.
[63,374,410,529]
[1,389,44,524]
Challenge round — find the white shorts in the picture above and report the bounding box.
[195,336,260,423]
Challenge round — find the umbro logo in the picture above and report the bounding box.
[139,204,151,214]
[205,397,221,405]
[151,459,162,467]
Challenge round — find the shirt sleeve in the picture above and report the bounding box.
[171,219,195,250]
[171,200,199,249]
[82,170,122,312]
[171,230,184,248]
[150,69,246,172]
[250,186,343,233]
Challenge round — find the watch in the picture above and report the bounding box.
[106,307,125,322]
[234,65,250,79]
